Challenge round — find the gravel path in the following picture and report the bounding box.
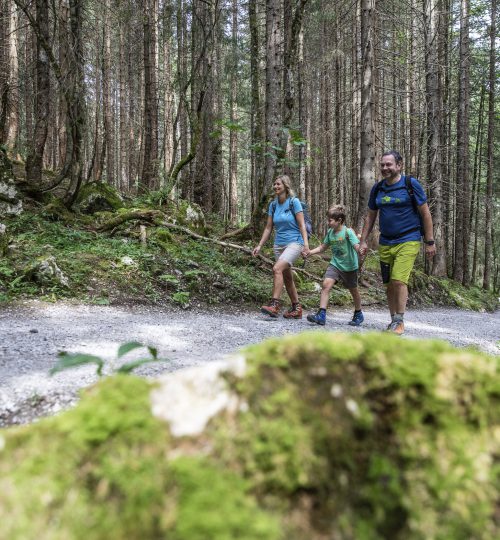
[1,301,498,426]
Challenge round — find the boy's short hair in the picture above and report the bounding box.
[327,204,346,223]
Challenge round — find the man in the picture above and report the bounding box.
[359,150,436,335]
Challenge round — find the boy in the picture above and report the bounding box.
[305,205,364,326]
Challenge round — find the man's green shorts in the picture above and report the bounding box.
[378,241,420,285]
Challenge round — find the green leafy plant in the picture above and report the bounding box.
[172,291,190,306]
[159,274,180,285]
[50,341,168,377]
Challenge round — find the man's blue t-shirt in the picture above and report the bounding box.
[368,176,427,245]
[268,197,304,246]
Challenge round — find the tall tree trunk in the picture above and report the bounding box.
[162,2,174,185]
[264,0,283,185]
[483,0,496,290]
[228,0,238,224]
[64,0,85,204]
[178,0,190,200]
[141,0,159,191]
[58,0,69,169]
[358,0,375,230]
[425,0,446,276]
[452,0,470,285]
[119,20,128,190]
[102,0,115,185]
[248,0,264,214]
[6,1,19,153]
[25,0,50,185]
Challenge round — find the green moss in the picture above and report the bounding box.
[170,457,280,540]
[41,196,75,223]
[75,182,124,214]
[0,376,172,539]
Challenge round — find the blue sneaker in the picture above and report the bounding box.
[348,311,364,326]
[307,310,326,326]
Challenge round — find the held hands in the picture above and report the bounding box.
[359,241,368,257]
[302,247,311,258]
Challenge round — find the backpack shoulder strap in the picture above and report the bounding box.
[404,175,414,195]
[404,175,419,213]
[373,179,385,197]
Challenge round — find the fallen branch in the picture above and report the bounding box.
[96,210,163,232]
[160,221,322,282]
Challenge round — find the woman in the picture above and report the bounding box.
[252,175,310,318]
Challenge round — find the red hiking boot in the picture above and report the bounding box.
[283,303,303,319]
[261,298,281,318]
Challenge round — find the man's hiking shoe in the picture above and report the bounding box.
[261,299,281,318]
[283,304,303,319]
[387,320,405,335]
[348,311,364,326]
[306,310,326,326]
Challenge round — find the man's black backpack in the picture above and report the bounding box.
[271,196,313,238]
[373,175,424,238]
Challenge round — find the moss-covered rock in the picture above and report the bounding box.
[0,334,498,540]
[74,182,124,214]
[167,199,207,234]
[41,196,75,223]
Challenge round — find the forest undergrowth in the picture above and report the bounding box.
[0,193,497,312]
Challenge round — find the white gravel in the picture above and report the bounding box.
[0,301,498,426]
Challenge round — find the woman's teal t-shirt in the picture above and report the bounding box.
[323,226,359,271]
[268,197,304,246]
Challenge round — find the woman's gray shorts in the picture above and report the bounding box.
[324,264,358,289]
[273,242,303,266]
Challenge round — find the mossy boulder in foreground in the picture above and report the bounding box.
[0,333,498,540]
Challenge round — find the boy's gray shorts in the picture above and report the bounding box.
[273,242,303,266]
[324,264,358,289]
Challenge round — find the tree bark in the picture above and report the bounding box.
[358,0,375,230]
[228,0,239,224]
[452,0,470,285]
[141,0,159,191]
[6,1,20,153]
[425,0,446,276]
[483,0,496,290]
[25,0,50,186]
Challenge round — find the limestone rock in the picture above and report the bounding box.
[26,256,69,287]
[169,199,206,234]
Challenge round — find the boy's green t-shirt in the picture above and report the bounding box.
[323,226,360,272]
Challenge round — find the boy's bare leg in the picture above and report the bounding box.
[320,278,336,309]
[349,287,362,311]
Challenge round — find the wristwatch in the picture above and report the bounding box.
[424,240,435,246]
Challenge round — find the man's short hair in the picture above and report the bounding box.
[382,150,403,164]
[327,204,346,223]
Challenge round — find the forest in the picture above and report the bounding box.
[0,0,498,290]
